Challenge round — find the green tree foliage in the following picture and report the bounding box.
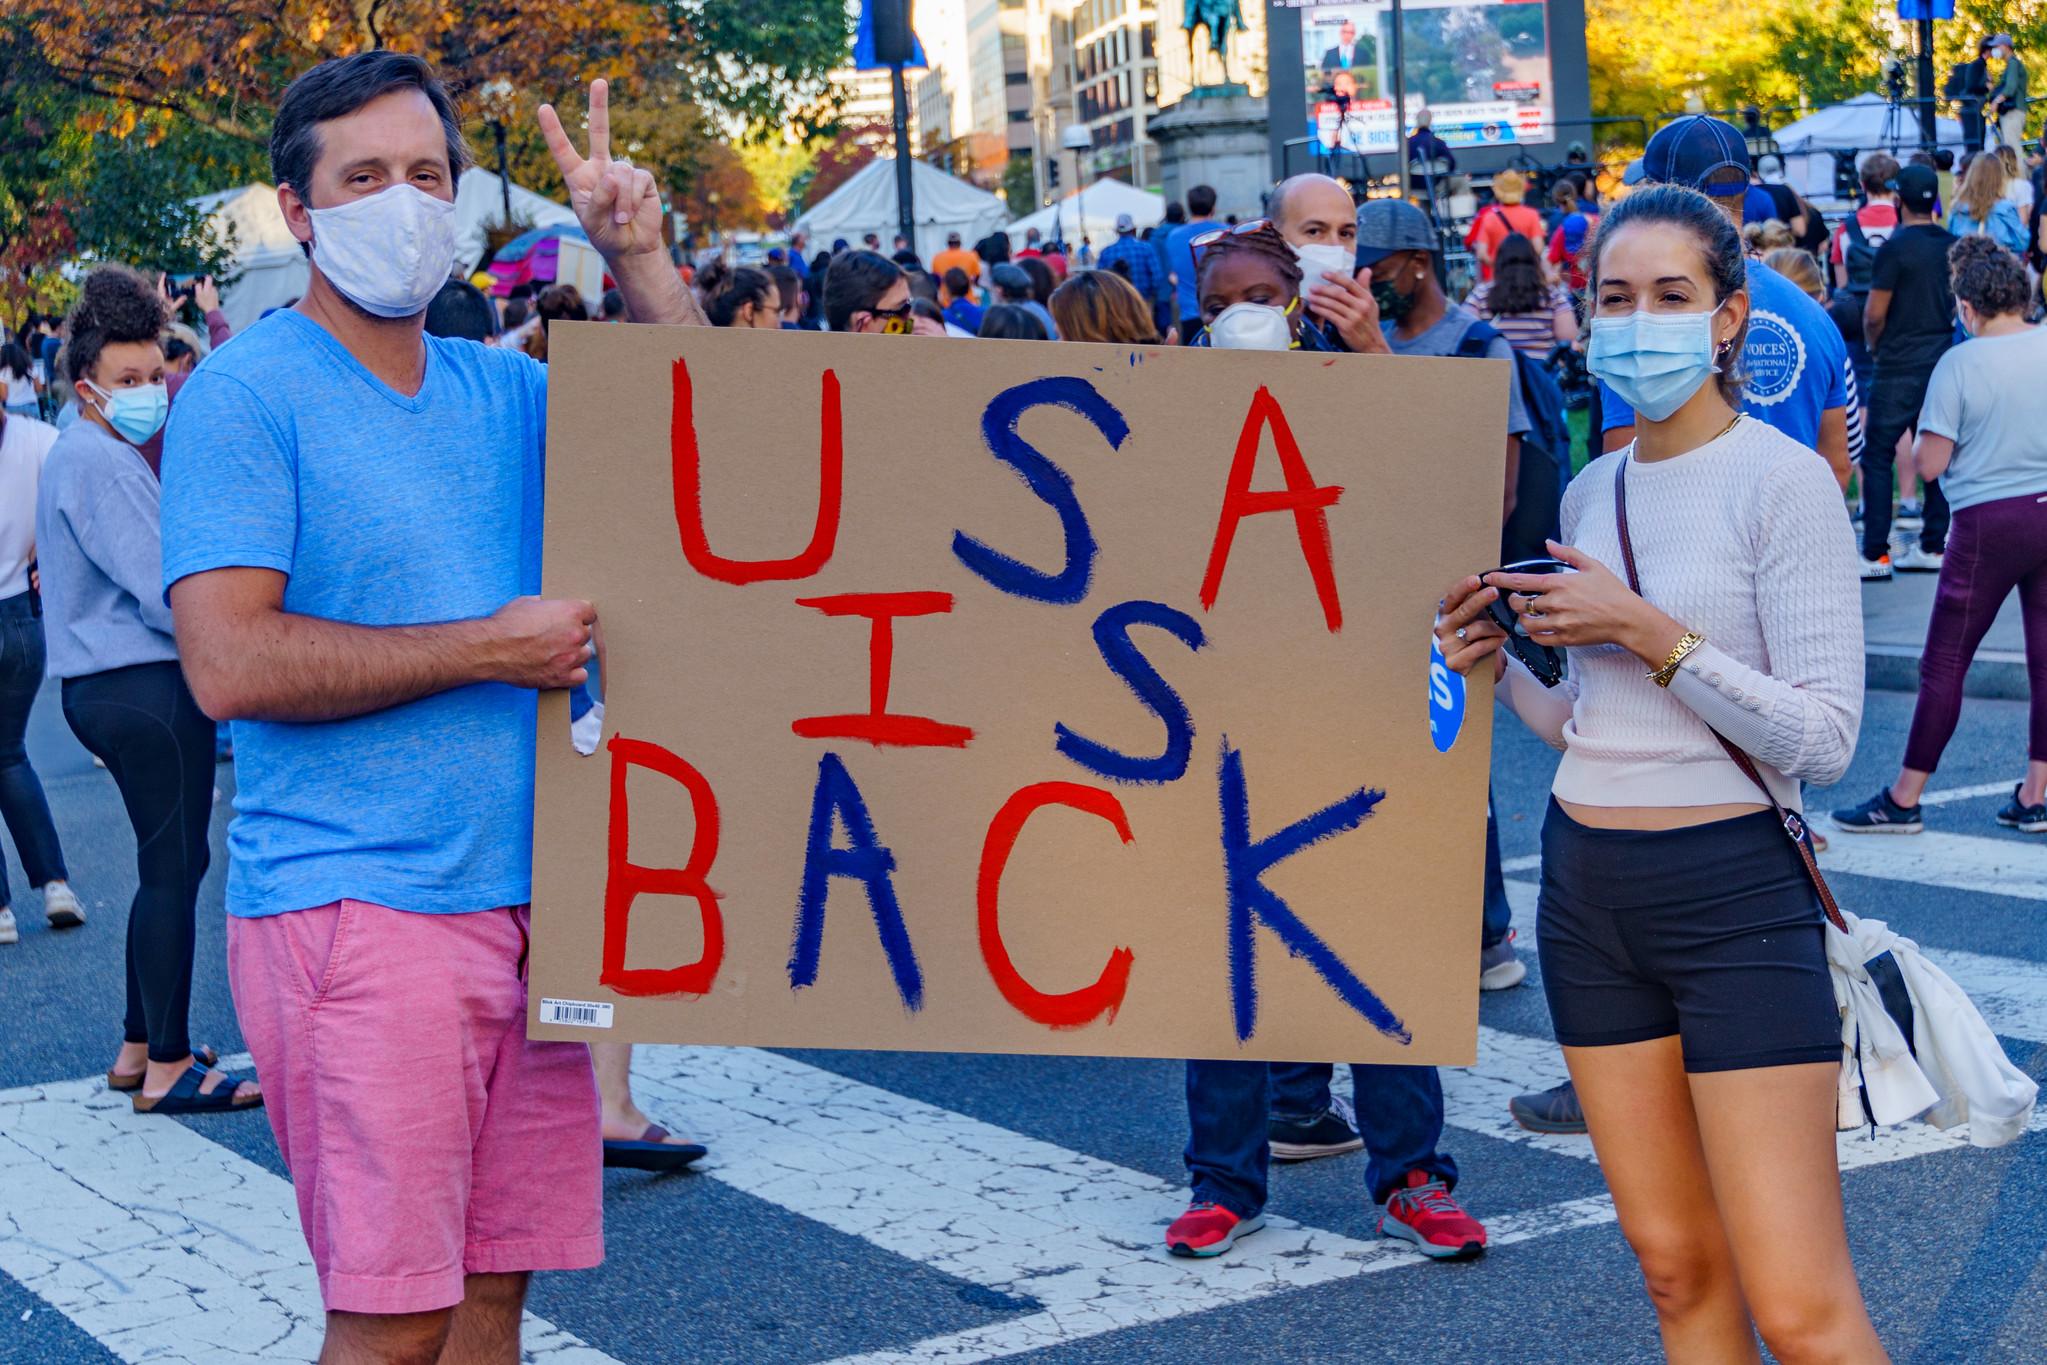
[1002,156,1039,214]
[1586,0,2047,140]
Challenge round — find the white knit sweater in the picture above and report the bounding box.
[1499,417,1864,811]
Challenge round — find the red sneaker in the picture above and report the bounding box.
[1380,1169,1486,1260]
[1165,1201,1266,1258]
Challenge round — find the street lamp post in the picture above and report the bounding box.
[481,79,516,230]
[1061,122,1091,252]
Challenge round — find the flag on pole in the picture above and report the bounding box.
[853,0,928,71]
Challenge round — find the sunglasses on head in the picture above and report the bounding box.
[1191,218,1273,254]
[1478,558,1572,688]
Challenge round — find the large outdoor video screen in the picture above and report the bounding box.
[1289,0,1554,155]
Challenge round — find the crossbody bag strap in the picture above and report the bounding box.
[1612,458,1850,933]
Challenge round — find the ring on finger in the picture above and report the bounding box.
[1455,626,1468,641]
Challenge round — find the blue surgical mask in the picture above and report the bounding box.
[1585,303,1727,423]
[86,379,169,445]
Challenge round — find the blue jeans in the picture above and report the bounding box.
[1184,1059,1455,1215]
[1483,793,1511,950]
[0,593,67,906]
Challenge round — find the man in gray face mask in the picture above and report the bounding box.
[1357,198,1529,524]
[158,52,709,1365]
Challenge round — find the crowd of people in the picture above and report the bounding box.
[0,47,2040,1362]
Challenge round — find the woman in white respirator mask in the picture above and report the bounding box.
[1187,222,1339,353]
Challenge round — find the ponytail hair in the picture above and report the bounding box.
[1590,184,1749,406]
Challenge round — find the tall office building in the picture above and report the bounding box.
[913,0,974,153]
[1069,0,1161,187]
[826,65,919,147]
[967,0,1035,169]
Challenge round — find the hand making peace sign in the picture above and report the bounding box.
[538,79,666,261]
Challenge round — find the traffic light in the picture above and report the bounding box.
[1047,158,1061,188]
[872,0,916,65]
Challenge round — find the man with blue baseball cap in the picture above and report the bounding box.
[1595,115,1852,486]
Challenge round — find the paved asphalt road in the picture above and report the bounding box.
[1,674,2042,1364]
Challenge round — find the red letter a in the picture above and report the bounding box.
[1198,385,1344,632]
[672,357,843,583]
[601,735,724,997]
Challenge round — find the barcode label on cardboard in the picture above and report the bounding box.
[539,997,614,1029]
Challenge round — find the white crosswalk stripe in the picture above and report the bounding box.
[4,797,2041,1363]
[7,978,2040,1365]
[0,1065,620,1365]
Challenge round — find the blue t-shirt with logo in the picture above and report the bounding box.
[160,310,548,919]
[1600,260,1847,448]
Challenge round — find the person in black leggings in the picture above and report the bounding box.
[33,266,257,1113]
[61,664,218,1073]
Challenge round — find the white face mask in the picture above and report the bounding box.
[306,184,458,319]
[1292,242,1355,300]
[1206,301,1295,351]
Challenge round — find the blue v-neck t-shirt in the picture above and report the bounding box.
[160,309,550,919]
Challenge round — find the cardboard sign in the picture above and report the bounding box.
[528,324,1506,1064]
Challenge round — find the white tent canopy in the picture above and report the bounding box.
[452,166,579,274]
[189,184,308,334]
[792,158,1010,266]
[1771,94,1969,203]
[1005,179,1165,249]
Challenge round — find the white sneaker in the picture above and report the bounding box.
[1894,545,1944,572]
[42,882,84,929]
[1858,555,1893,581]
[0,908,16,945]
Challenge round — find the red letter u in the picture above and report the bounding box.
[672,358,843,583]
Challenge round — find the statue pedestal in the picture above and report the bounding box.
[1149,90,1272,222]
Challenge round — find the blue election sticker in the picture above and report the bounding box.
[1429,633,1466,754]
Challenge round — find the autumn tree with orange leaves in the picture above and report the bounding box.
[0,0,850,312]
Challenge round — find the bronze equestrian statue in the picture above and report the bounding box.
[1182,0,1246,87]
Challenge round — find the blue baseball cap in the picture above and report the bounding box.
[1641,115,1752,196]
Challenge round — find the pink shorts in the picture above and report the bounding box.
[228,900,603,1315]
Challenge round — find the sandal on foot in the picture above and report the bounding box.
[131,1064,262,1115]
[108,1045,218,1092]
[603,1124,706,1172]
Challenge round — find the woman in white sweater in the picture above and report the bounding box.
[1437,185,1884,1362]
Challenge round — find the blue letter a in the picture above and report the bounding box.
[1218,740,1408,1044]
[790,753,925,1010]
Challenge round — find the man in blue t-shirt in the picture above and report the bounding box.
[160,54,705,1360]
[1595,117,1851,487]
[1165,183,1221,342]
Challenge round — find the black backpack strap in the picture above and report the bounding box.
[1844,212,1868,247]
[1455,318,1500,358]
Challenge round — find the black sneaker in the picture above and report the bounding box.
[1997,784,2047,833]
[1831,789,1924,835]
[1268,1094,1363,1161]
[1508,1079,1586,1135]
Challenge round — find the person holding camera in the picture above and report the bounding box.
[1435,183,1882,1360]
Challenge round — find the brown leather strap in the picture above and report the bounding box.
[1612,459,1849,933]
